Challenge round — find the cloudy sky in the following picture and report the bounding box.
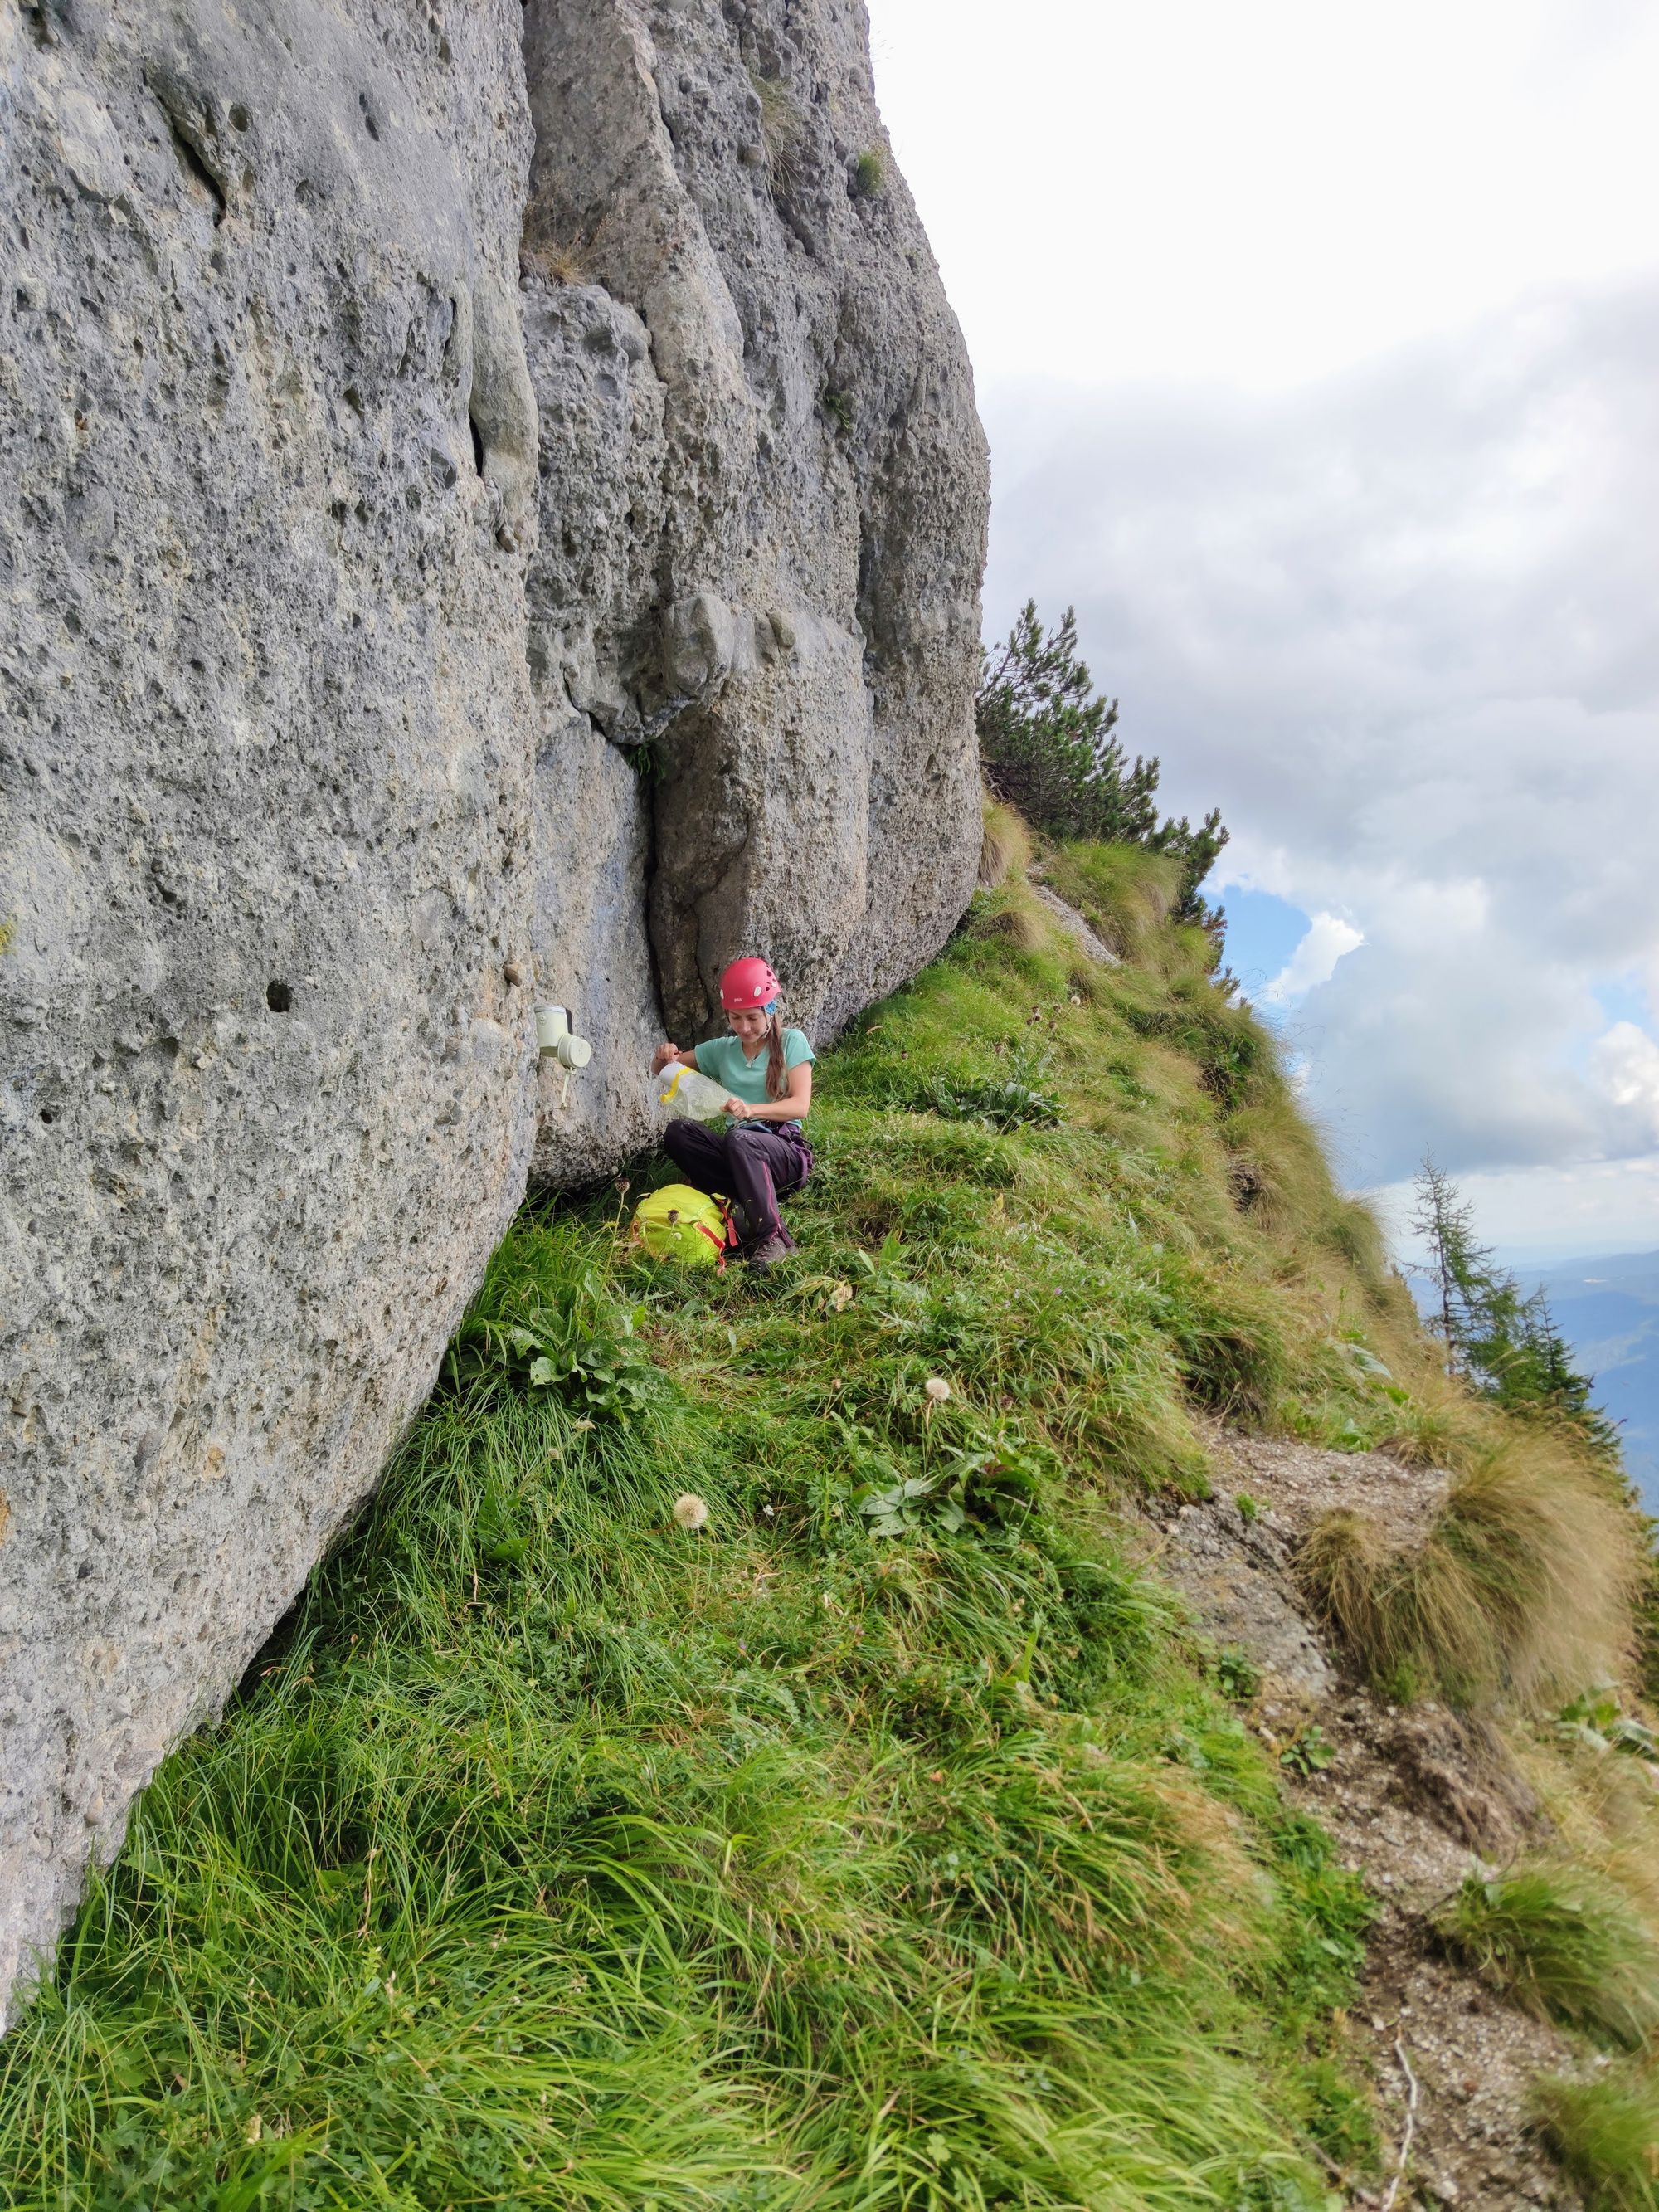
[868,0,1659,1261]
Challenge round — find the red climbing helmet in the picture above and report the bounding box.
[720,955,781,1012]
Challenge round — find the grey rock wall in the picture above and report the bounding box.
[0,0,542,2023]
[518,0,989,1174]
[0,0,986,2024]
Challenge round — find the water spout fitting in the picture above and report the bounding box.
[534,1002,593,1072]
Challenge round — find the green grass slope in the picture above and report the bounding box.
[0,843,1638,2209]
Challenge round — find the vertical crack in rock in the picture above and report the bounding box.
[517,0,988,1084]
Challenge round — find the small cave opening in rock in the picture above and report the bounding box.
[168,120,227,226]
[469,411,487,478]
[266,980,294,1012]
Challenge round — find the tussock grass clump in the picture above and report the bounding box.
[1534,2063,1659,2210]
[1537,1719,1659,1951]
[520,238,588,286]
[970,874,1057,956]
[519,203,591,287]
[1224,1090,1390,1287]
[749,69,805,194]
[1433,1865,1659,2049]
[1298,1435,1640,1707]
[978,794,1032,889]
[850,148,886,199]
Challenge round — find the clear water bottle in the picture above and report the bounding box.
[651,1056,732,1123]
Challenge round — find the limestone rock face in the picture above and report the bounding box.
[518,0,990,1127]
[0,0,985,2023]
[0,0,541,2020]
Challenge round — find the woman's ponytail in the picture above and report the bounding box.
[765,1011,787,1100]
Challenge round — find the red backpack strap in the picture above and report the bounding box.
[688,1200,741,1274]
[694,1216,727,1274]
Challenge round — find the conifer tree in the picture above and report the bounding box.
[1409,1153,1615,1450]
[976,602,1159,844]
[975,601,1230,943]
[1410,1152,1494,1373]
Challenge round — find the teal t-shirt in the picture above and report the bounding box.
[694,1028,815,1125]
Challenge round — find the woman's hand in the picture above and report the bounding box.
[652,1041,680,1075]
[723,1097,750,1119]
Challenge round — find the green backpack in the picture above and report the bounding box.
[632,1183,735,1268]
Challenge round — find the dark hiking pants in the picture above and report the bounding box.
[662,1118,812,1247]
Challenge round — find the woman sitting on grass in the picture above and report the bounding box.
[652,956,814,1271]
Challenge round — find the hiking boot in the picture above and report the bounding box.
[747,1231,791,1272]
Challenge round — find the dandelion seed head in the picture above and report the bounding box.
[672,1492,709,1530]
[923,1376,951,1403]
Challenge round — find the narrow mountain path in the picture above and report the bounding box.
[1144,1433,1590,2210]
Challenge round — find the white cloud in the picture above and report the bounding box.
[1374,1155,1659,1268]
[871,0,1659,391]
[868,0,1659,1245]
[1262,914,1365,1003]
[1593,1023,1659,1144]
[975,281,1659,1196]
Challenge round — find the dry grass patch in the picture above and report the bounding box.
[1297,1434,1640,1707]
[521,240,588,285]
[748,70,805,194]
[979,795,1032,889]
[519,203,593,287]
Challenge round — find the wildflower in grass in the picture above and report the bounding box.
[673,1492,709,1531]
[923,1375,951,1426]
